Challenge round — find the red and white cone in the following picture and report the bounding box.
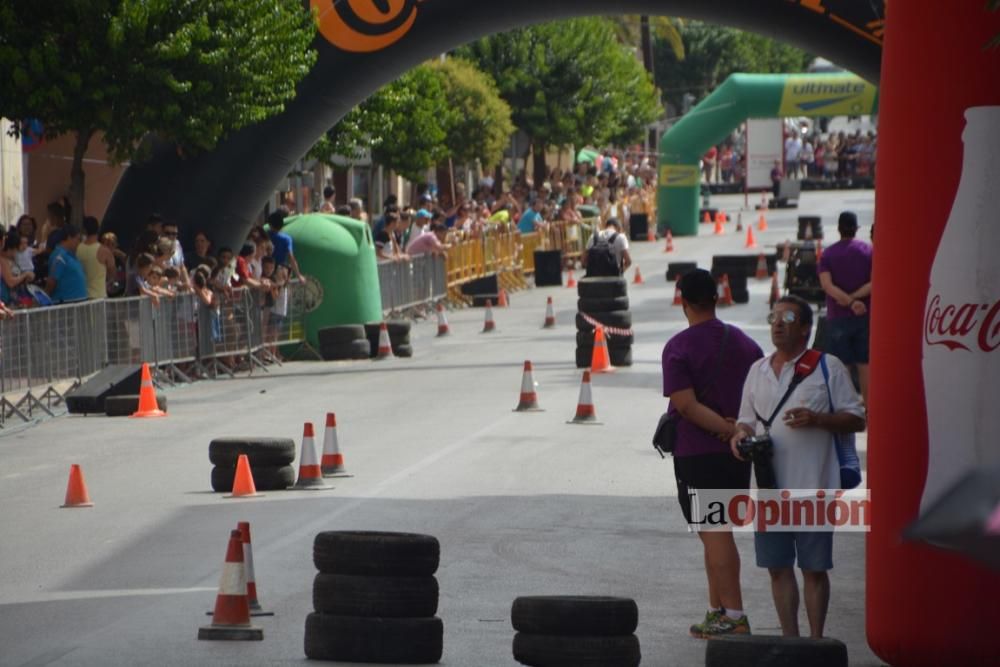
[375,322,393,359]
[239,522,273,617]
[436,303,450,336]
[543,297,556,329]
[294,423,334,490]
[566,270,577,288]
[321,413,352,478]
[482,300,496,333]
[567,371,602,425]
[198,530,263,641]
[672,284,683,306]
[513,361,543,412]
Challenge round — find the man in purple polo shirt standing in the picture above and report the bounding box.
[818,211,872,407]
[662,269,764,638]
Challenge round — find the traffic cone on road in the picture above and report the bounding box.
[761,191,769,210]
[769,272,781,308]
[745,226,758,249]
[498,289,509,308]
[720,211,728,223]
[713,216,725,235]
[61,464,94,508]
[238,522,273,617]
[436,303,450,337]
[758,212,769,232]
[736,212,744,232]
[702,211,711,224]
[718,274,734,306]
[590,326,613,374]
[633,266,644,285]
[130,363,165,418]
[755,253,769,279]
[294,423,333,490]
[566,270,577,288]
[663,229,674,253]
[513,361,543,412]
[647,227,656,242]
[226,454,262,498]
[543,297,556,329]
[198,530,263,641]
[482,300,496,333]
[715,210,725,226]
[567,371,602,425]
[672,284,683,306]
[375,323,393,359]
[321,413,352,478]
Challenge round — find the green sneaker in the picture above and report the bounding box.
[689,610,723,638]
[700,614,751,638]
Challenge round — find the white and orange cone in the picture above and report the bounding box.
[294,423,333,490]
[567,371,602,425]
[238,522,272,617]
[436,303,450,336]
[633,266,644,285]
[321,412,352,478]
[736,212,744,232]
[482,300,496,333]
[375,322,393,359]
[758,212,769,232]
[566,270,577,288]
[718,274,735,307]
[198,529,263,641]
[513,361,543,412]
[755,253,769,279]
[498,289,509,307]
[543,297,556,329]
[672,284,683,307]
[663,229,674,253]
[590,326,613,374]
[131,363,166,418]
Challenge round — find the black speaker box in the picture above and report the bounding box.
[65,364,143,415]
[628,214,649,241]
[533,250,563,287]
[460,274,499,297]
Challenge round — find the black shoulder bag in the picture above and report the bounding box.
[653,324,730,458]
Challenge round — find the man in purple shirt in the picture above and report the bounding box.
[662,269,764,638]
[818,211,872,406]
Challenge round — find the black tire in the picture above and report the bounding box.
[351,338,372,359]
[705,635,848,667]
[732,289,750,305]
[666,261,698,281]
[321,341,365,361]
[511,596,638,636]
[394,343,414,358]
[304,613,443,664]
[576,346,592,369]
[363,322,383,338]
[386,320,411,337]
[575,311,632,332]
[576,346,632,368]
[317,324,366,346]
[208,437,296,466]
[390,334,412,347]
[512,633,640,667]
[104,394,166,417]
[312,574,438,617]
[577,331,633,347]
[210,464,294,492]
[577,277,627,299]
[577,296,629,313]
[314,531,440,576]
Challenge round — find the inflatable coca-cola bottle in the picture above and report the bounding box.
[920,106,1000,513]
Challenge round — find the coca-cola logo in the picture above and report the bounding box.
[924,295,1000,352]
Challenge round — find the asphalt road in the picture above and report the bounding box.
[0,190,883,667]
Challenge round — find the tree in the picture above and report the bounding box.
[458,18,663,184]
[654,21,812,111]
[0,0,317,224]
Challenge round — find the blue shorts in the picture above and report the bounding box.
[754,531,833,571]
[826,315,869,365]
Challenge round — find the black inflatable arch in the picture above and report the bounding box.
[103,0,883,249]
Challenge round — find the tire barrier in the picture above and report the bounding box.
[511,596,640,666]
[705,635,847,667]
[208,437,296,493]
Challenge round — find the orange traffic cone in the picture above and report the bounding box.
[295,423,333,490]
[714,210,725,225]
[238,522,273,617]
[375,322,393,359]
[633,266,644,285]
[513,361,543,412]
[672,284,683,306]
[566,270,577,288]
[567,371,602,425]
[758,212,769,232]
[745,226,758,249]
[543,297,556,329]
[702,210,711,224]
[590,326,613,374]
[755,253,769,279]
[663,229,674,253]
[130,363,165,418]
[199,530,263,641]
[769,272,781,308]
[718,274,734,306]
[482,299,496,332]
[226,454,263,498]
[61,464,94,508]
[321,413,352,478]
[713,217,725,235]
[436,303,450,337]
[498,289,509,308]
[736,212,744,232]
[720,211,728,223]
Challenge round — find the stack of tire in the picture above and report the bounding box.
[104,394,167,417]
[364,321,413,358]
[306,531,443,664]
[666,261,697,282]
[511,596,640,666]
[710,254,778,305]
[318,325,370,361]
[576,277,632,368]
[208,437,296,492]
[706,635,848,667]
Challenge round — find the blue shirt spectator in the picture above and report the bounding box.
[266,207,303,280]
[47,227,88,303]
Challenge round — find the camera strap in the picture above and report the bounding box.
[754,349,823,431]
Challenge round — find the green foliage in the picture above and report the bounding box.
[654,21,813,107]
[457,18,663,152]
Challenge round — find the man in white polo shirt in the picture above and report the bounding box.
[729,295,865,639]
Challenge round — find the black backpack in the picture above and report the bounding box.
[585,232,621,277]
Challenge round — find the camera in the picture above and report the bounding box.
[737,435,777,490]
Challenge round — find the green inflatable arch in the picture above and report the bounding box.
[656,72,879,235]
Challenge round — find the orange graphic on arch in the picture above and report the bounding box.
[312,0,422,53]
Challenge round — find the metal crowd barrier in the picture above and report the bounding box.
[378,254,447,314]
[0,281,313,426]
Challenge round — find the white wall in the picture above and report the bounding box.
[0,119,25,228]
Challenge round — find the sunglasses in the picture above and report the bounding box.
[767,310,798,325]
